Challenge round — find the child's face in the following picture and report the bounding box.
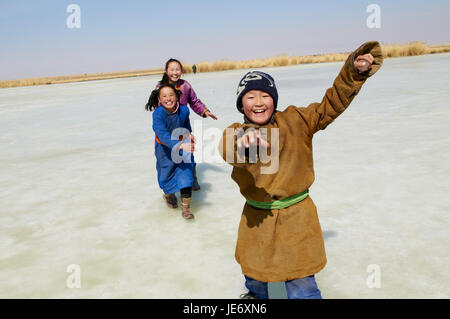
[166,62,182,83]
[158,87,178,111]
[241,90,274,125]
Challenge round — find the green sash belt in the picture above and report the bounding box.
[246,189,309,210]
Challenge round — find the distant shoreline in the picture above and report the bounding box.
[1,42,449,89]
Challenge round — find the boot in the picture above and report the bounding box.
[181,197,194,219]
[240,292,259,299]
[163,193,178,209]
[192,167,200,191]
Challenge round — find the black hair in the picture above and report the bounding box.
[145,83,182,111]
[160,58,183,85]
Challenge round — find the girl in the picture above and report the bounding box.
[146,83,196,219]
[156,58,218,191]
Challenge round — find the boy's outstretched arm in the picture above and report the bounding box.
[298,41,383,135]
[219,123,251,168]
[219,123,270,168]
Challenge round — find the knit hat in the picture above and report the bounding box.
[236,71,278,113]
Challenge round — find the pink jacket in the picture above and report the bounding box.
[156,79,209,117]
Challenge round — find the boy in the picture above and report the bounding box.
[219,42,383,299]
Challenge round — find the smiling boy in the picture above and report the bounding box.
[219,42,383,299]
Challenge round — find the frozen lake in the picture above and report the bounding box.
[0,53,449,298]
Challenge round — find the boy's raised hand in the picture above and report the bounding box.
[237,129,270,149]
[354,53,374,73]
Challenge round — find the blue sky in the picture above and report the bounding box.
[1,0,449,80]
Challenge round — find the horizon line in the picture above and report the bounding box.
[1,41,449,89]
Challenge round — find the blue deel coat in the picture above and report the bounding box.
[152,105,194,194]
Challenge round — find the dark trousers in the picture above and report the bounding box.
[180,187,192,198]
[245,275,322,299]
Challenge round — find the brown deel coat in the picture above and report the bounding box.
[219,42,383,282]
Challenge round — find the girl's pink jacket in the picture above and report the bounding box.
[156,79,208,117]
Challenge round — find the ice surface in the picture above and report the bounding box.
[0,53,449,298]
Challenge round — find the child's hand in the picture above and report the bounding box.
[178,133,195,153]
[181,133,196,153]
[180,142,195,153]
[237,129,270,149]
[189,133,196,144]
[204,110,218,120]
[354,53,374,73]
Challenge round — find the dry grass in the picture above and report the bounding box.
[182,42,450,74]
[181,53,350,74]
[0,68,164,88]
[383,42,450,57]
[2,42,449,88]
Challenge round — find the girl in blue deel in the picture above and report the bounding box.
[145,83,196,219]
